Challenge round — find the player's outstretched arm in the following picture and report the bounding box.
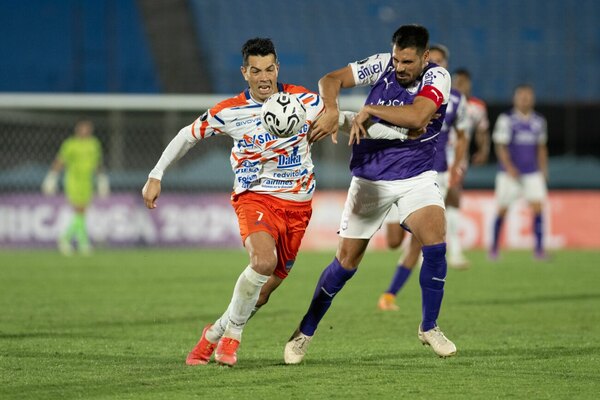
[142,178,161,209]
[309,66,356,144]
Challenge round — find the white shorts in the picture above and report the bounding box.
[340,171,445,239]
[386,171,448,224]
[495,171,547,207]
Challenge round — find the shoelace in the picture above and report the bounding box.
[429,328,448,345]
[293,336,309,352]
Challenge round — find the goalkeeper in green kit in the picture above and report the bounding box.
[42,120,109,255]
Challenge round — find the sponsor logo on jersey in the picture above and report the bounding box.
[273,168,307,179]
[285,259,295,272]
[237,132,279,149]
[383,77,394,90]
[237,174,258,188]
[375,98,404,107]
[277,146,302,168]
[357,61,383,81]
[262,179,294,188]
[235,117,261,127]
[423,70,436,86]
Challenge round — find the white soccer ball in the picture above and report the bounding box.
[260,92,307,138]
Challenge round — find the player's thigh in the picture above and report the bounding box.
[338,177,398,240]
[522,172,547,204]
[396,171,445,235]
[495,172,521,208]
[384,204,405,249]
[65,180,93,207]
[404,205,446,246]
[445,185,461,207]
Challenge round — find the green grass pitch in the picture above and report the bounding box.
[1,248,599,399]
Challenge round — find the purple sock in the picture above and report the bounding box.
[534,213,543,253]
[420,243,447,332]
[299,258,356,336]
[386,264,412,295]
[492,215,504,252]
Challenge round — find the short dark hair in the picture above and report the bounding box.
[429,43,450,60]
[391,25,429,54]
[241,38,277,66]
[453,68,471,80]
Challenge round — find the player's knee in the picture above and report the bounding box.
[387,237,403,249]
[250,253,277,276]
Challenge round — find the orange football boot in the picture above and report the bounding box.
[186,324,217,365]
[215,337,240,367]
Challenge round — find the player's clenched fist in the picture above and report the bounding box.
[142,178,161,209]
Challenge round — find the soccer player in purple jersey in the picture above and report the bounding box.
[377,44,469,312]
[284,25,457,362]
[490,84,548,260]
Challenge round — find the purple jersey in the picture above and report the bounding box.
[492,110,548,174]
[348,53,451,180]
[433,88,467,172]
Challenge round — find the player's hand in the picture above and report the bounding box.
[308,108,339,144]
[97,173,111,198]
[349,109,370,145]
[41,170,59,196]
[406,127,427,139]
[142,178,161,209]
[405,113,439,140]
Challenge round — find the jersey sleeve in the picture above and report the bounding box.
[492,114,511,145]
[189,105,228,142]
[417,66,451,107]
[297,92,325,124]
[349,53,391,87]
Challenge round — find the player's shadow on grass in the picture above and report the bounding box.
[456,292,600,306]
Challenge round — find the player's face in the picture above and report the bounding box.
[428,49,448,69]
[391,45,428,86]
[453,74,471,96]
[513,87,535,113]
[75,121,93,138]
[241,54,279,102]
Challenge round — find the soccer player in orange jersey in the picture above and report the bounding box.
[142,38,324,367]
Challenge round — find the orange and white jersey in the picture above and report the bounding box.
[152,83,324,202]
[448,95,489,165]
[462,96,489,141]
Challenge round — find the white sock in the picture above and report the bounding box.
[221,266,269,341]
[446,206,463,258]
[206,305,230,343]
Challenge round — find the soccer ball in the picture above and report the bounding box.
[260,92,307,138]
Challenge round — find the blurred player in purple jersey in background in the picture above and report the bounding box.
[490,84,548,260]
[447,68,491,267]
[377,43,469,312]
[284,25,457,363]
